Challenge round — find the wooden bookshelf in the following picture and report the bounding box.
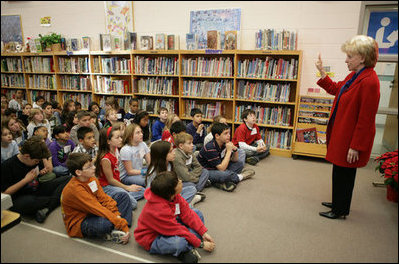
[292,95,334,159]
[1,50,303,157]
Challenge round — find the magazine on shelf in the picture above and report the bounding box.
[71,39,79,51]
[167,35,179,50]
[296,127,318,143]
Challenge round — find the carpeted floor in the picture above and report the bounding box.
[1,155,398,263]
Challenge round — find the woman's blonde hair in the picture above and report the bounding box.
[341,35,379,68]
[123,123,141,145]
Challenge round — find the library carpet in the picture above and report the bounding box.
[1,155,398,263]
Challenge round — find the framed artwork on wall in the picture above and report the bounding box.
[1,15,24,45]
[104,1,134,39]
[358,2,398,61]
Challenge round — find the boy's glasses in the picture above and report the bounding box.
[83,165,95,171]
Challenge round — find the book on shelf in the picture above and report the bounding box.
[136,77,178,95]
[182,57,233,77]
[134,56,178,75]
[34,38,42,53]
[255,29,297,50]
[186,33,198,50]
[100,34,112,52]
[66,38,72,51]
[81,36,91,51]
[139,98,178,114]
[224,31,237,50]
[60,75,91,91]
[207,30,221,50]
[1,74,25,87]
[28,38,37,53]
[71,38,79,51]
[140,36,154,50]
[167,35,179,50]
[60,38,66,50]
[296,127,317,143]
[235,104,292,127]
[183,79,233,98]
[112,35,122,50]
[261,128,292,149]
[124,32,137,50]
[1,57,23,72]
[155,33,167,50]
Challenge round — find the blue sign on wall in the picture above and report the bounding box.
[367,11,398,55]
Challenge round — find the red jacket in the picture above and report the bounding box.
[232,123,262,146]
[134,188,207,251]
[317,67,380,168]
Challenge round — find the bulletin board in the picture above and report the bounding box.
[1,15,24,44]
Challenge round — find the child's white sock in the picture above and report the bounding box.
[237,174,243,181]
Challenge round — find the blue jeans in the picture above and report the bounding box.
[53,166,69,177]
[149,208,204,257]
[208,158,244,184]
[183,169,209,192]
[121,175,146,187]
[103,185,144,210]
[80,191,133,238]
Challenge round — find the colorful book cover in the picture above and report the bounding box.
[224,30,237,50]
[29,38,37,53]
[34,38,42,53]
[60,38,66,50]
[155,33,166,50]
[113,36,121,50]
[81,36,90,51]
[207,30,220,49]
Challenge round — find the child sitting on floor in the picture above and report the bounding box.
[95,126,144,210]
[134,171,215,263]
[1,126,19,163]
[72,126,98,162]
[151,107,168,142]
[62,153,132,244]
[48,125,75,177]
[119,123,151,187]
[232,109,269,165]
[186,108,206,151]
[173,132,209,197]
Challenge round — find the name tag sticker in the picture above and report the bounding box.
[185,155,193,166]
[117,113,122,119]
[175,203,180,215]
[250,129,257,135]
[64,145,71,153]
[88,180,98,193]
[221,149,226,159]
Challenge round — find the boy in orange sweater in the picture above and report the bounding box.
[61,153,132,244]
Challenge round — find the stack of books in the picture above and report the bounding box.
[255,29,297,50]
[261,128,292,149]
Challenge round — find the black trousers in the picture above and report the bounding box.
[332,164,357,215]
[10,175,71,216]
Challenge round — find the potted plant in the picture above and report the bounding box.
[375,150,398,202]
[39,33,61,51]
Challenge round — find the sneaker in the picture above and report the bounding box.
[177,249,199,263]
[246,156,259,165]
[104,230,127,244]
[205,179,212,188]
[35,208,49,223]
[196,192,206,202]
[189,194,202,206]
[240,168,255,181]
[224,181,237,191]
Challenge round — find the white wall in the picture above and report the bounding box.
[1,1,362,94]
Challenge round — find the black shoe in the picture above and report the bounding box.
[205,179,212,188]
[177,250,198,263]
[245,156,258,165]
[35,208,49,223]
[321,202,332,208]
[319,210,346,219]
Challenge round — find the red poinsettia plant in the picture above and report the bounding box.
[375,150,398,191]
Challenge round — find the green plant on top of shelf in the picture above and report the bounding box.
[39,33,61,49]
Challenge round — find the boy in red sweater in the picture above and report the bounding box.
[61,153,132,244]
[232,109,269,165]
[134,171,215,263]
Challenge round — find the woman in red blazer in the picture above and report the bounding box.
[315,35,380,219]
